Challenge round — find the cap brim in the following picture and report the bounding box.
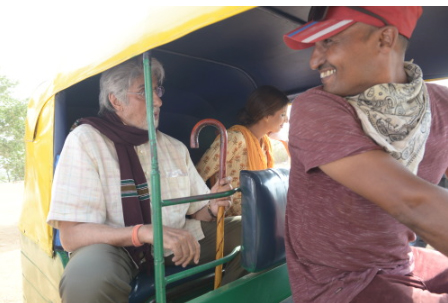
[284,19,355,50]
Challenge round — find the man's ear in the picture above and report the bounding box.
[109,93,122,111]
[379,26,399,52]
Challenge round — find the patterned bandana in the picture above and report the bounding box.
[346,62,431,174]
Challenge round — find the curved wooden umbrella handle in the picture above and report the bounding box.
[190,118,227,289]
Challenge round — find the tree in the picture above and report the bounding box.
[0,75,27,182]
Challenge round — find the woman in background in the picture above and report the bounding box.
[196,85,289,216]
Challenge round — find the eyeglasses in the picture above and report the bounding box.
[128,86,165,99]
[308,6,390,26]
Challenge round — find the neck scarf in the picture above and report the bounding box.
[229,125,274,170]
[75,112,152,269]
[346,62,431,174]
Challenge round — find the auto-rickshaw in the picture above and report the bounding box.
[19,6,448,303]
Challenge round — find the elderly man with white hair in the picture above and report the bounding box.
[47,55,244,303]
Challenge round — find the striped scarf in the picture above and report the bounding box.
[76,112,152,269]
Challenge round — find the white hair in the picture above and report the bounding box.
[98,56,165,115]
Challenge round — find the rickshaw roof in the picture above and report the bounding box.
[27,6,448,140]
[25,6,254,141]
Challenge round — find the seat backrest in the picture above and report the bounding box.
[240,168,289,272]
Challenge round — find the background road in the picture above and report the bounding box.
[0,182,24,303]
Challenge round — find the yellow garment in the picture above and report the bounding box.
[229,125,274,170]
[196,125,283,216]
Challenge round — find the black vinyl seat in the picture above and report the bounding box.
[239,168,289,272]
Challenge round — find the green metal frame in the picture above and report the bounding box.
[143,51,166,302]
[143,51,240,303]
[189,264,291,303]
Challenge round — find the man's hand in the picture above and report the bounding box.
[139,224,200,267]
[163,226,201,267]
[59,221,201,267]
[209,176,233,215]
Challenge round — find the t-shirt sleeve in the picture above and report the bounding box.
[289,88,382,172]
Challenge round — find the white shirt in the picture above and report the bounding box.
[47,124,210,253]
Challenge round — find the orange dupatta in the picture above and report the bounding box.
[229,125,274,170]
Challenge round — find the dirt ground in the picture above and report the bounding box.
[0,181,24,303]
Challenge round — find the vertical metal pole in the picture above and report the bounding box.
[143,51,166,303]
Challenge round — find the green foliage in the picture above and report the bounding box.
[0,75,27,182]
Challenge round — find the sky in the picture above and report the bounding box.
[0,0,163,100]
[0,1,62,99]
[1,2,447,100]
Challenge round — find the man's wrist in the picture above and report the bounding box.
[132,224,144,247]
[207,203,217,221]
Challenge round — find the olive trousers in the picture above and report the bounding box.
[59,216,243,303]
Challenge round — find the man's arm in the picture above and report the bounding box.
[59,222,201,267]
[320,149,448,256]
[191,177,233,221]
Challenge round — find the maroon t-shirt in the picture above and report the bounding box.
[286,84,448,303]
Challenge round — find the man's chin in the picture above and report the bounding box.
[141,119,159,131]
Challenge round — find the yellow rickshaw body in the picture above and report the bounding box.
[19,7,253,302]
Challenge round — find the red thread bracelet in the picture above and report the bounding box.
[132,224,144,247]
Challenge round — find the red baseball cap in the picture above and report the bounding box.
[284,6,423,50]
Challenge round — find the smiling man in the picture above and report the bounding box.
[283,7,448,303]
